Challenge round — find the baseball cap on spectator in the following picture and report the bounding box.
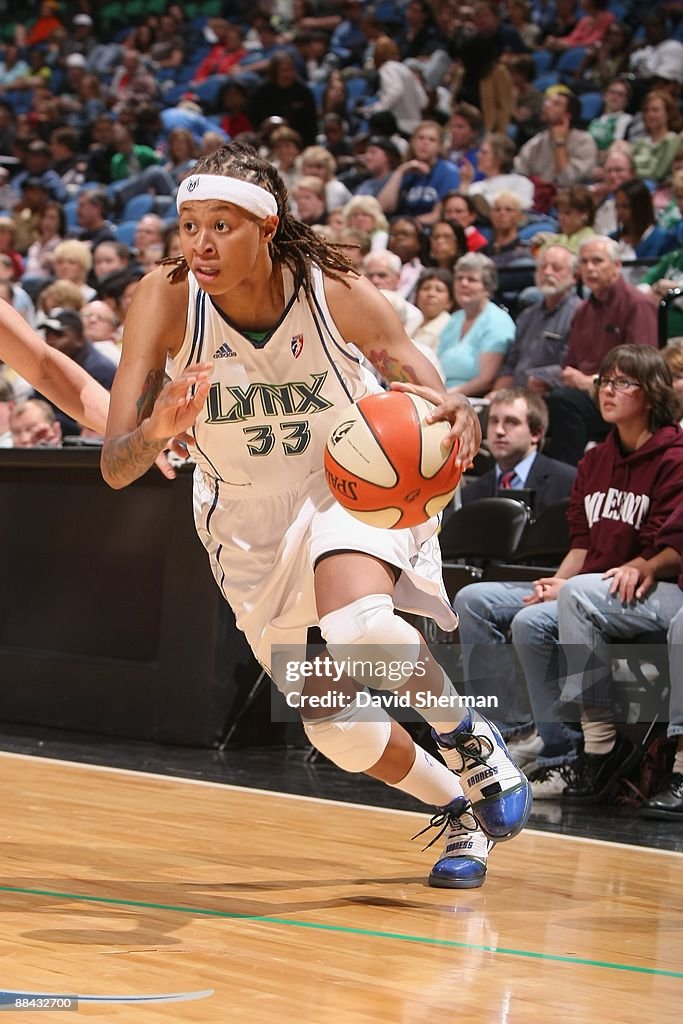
[654,64,683,85]
[27,140,50,156]
[366,136,401,163]
[38,309,83,334]
[66,53,87,68]
[73,14,93,26]
[23,176,50,190]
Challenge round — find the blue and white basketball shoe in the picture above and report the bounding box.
[415,796,491,889]
[434,710,532,841]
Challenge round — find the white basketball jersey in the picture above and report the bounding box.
[170,266,381,490]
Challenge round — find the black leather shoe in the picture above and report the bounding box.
[640,773,683,820]
[562,734,640,805]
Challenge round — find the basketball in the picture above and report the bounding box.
[324,390,462,529]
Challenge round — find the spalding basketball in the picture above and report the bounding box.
[324,390,462,529]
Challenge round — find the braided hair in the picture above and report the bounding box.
[160,142,355,296]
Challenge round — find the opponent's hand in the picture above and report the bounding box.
[389,382,481,467]
[145,363,213,443]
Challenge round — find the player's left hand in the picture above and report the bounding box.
[153,435,193,480]
[389,382,482,467]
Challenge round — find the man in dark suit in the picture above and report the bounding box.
[461,387,576,515]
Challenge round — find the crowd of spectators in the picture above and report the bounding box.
[1,0,683,815]
[1,0,683,440]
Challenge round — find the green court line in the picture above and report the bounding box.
[1,883,680,980]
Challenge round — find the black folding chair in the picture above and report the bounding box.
[438,496,533,601]
[482,498,571,582]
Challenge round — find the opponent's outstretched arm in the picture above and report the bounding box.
[1,300,109,434]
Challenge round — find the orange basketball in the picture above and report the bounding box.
[324,390,462,529]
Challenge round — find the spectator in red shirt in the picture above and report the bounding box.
[25,1,63,48]
[190,21,247,84]
[544,0,614,53]
[543,235,658,465]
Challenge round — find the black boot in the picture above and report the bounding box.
[562,735,640,805]
[640,773,683,820]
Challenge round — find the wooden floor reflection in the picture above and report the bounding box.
[0,752,680,1022]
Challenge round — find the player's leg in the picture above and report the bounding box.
[312,552,531,859]
[300,552,487,888]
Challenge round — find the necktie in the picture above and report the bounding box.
[499,469,516,489]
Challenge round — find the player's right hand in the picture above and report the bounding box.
[390,382,482,468]
[145,362,213,441]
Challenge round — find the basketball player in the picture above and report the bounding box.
[102,143,532,890]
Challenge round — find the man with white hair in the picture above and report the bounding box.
[363,250,424,338]
[545,235,658,464]
[133,214,165,253]
[492,244,580,391]
[363,250,446,378]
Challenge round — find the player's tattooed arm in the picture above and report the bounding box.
[102,362,212,489]
[366,348,419,384]
[136,368,168,425]
[102,370,170,487]
[102,422,169,487]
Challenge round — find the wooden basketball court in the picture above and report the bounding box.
[1,750,680,1021]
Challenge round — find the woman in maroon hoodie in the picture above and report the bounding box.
[510,344,683,798]
[559,491,683,815]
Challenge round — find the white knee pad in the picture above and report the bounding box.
[303,702,392,773]
[319,593,422,690]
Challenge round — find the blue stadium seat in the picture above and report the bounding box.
[63,199,79,230]
[533,50,553,75]
[533,71,560,91]
[194,74,229,109]
[347,77,370,99]
[580,92,603,124]
[152,195,175,217]
[310,81,326,110]
[122,194,155,221]
[163,83,189,106]
[555,47,586,79]
[519,218,559,241]
[112,220,138,247]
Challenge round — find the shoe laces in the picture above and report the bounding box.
[444,730,495,774]
[411,799,479,852]
[564,752,603,787]
[528,762,576,785]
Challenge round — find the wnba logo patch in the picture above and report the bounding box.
[291,334,304,358]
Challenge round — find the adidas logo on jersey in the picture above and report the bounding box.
[214,341,237,359]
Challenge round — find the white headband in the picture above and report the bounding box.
[176,174,278,218]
